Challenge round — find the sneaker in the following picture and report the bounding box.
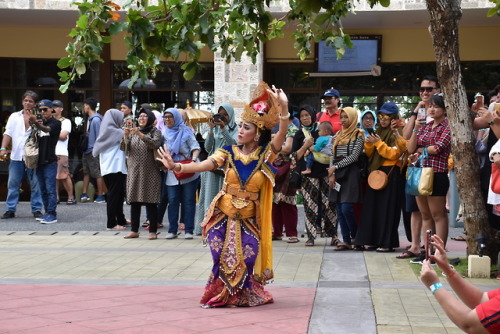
[80,194,90,203]
[94,195,106,204]
[35,213,49,221]
[66,198,77,205]
[165,232,178,239]
[1,211,15,219]
[33,211,43,218]
[185,233,194,239]
[40,215,57,224]
[410,252,426,264]
[410,252,436,265]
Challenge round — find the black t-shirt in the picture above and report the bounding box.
[37,116,61,165]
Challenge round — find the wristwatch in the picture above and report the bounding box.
[488,120,494,126]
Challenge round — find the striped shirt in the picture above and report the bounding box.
[416,118,451,173]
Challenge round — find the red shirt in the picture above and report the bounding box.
[317,111,342,134]
[416,118,451,173]
[476,289,500,333]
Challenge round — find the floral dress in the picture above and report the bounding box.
[200,143,278,307]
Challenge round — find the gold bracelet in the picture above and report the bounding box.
[177,163,184,173]
[442,265,456,278]
[279,113,290,120]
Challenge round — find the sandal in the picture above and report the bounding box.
[334,244,352,251]
[272,236,283,241]
[66,198,77,205]
[396,250,418,259]
[330,237,340,246]
[142,220,150,228]
[451,235,466,242]
[287,237,300,243]
[305,238,314,246]
[148,233,158,240]
[158,223,164,228]
[353,245,364,251]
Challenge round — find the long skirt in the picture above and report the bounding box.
[200,215,273,307]
[300,176,337,239]
[355,166,403,249]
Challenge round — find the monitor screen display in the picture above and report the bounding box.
[316,35,382,73]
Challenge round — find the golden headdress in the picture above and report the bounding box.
[241,81,280,130]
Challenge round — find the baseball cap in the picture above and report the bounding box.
[38,99,53,108]
[378,102,399,114]
[52,100,63,108]
[321,89,340,99]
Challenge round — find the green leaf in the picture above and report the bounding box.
[59,81,71,94]
[314,13,330,26]
[378,0,391,7]
[75,63,87,76]
[57,57,73,69]
[76,14,88,29]
[487,6,499,17]
[108,21,127,35]
[57,71,69,81]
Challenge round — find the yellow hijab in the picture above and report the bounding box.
[332,107,363,156]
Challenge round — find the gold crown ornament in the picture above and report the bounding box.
[241,81,280,130]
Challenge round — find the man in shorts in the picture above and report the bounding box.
[81,97,105,203]
[53,100,76,205]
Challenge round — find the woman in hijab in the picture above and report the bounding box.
[163,108,201,240]
[195,103,238,235]
[355,102,407,252]
[328,107,364,250]
[360,110,377,138]
[121,108,162,240]
[92,109,128,230]
[292,105,337,247]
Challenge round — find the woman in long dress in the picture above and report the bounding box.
[194,103,238,235]
[158,83,289,307]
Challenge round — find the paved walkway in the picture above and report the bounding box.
[0,202,499,333]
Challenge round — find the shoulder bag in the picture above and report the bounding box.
[174,153,195,180]
[368,164,396,190]
[24,128,39,169]
[406,147,434,196]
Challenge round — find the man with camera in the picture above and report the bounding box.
[0,91,43,219]
[27,99,61,224]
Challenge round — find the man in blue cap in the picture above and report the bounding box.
[27,99,61,224]
[318,88,342,134]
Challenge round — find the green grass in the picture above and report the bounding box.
[410,258,499,279]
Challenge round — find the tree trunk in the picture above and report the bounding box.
[426,0,499,263]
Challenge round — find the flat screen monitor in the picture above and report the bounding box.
[315,35,382,74]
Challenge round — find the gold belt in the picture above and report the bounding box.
[222,184,259,201]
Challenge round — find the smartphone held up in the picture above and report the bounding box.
[425,229,433,261]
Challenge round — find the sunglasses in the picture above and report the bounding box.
[419,86,436,93]
[377,114,391,120]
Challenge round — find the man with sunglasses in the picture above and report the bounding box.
[27,100,61,224]
[398,75,441,261]
[403,75,441,138]
[0,91,43,219]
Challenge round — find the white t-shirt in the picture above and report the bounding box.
[55,118,72,156]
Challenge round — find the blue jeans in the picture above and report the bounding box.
[167,177,199,234]
[6,160,42,213]
[36,162,58,217]
[337,202,356,245]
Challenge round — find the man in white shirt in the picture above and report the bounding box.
[53,100,76,205]
[0,91,43,218]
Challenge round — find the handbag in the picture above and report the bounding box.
[406,147,434,196]
[368,164,396,190]
[24,128,39,169]
[491,163,500,194]
[174,154,195,180]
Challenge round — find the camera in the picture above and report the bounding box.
[212,114,225,123]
